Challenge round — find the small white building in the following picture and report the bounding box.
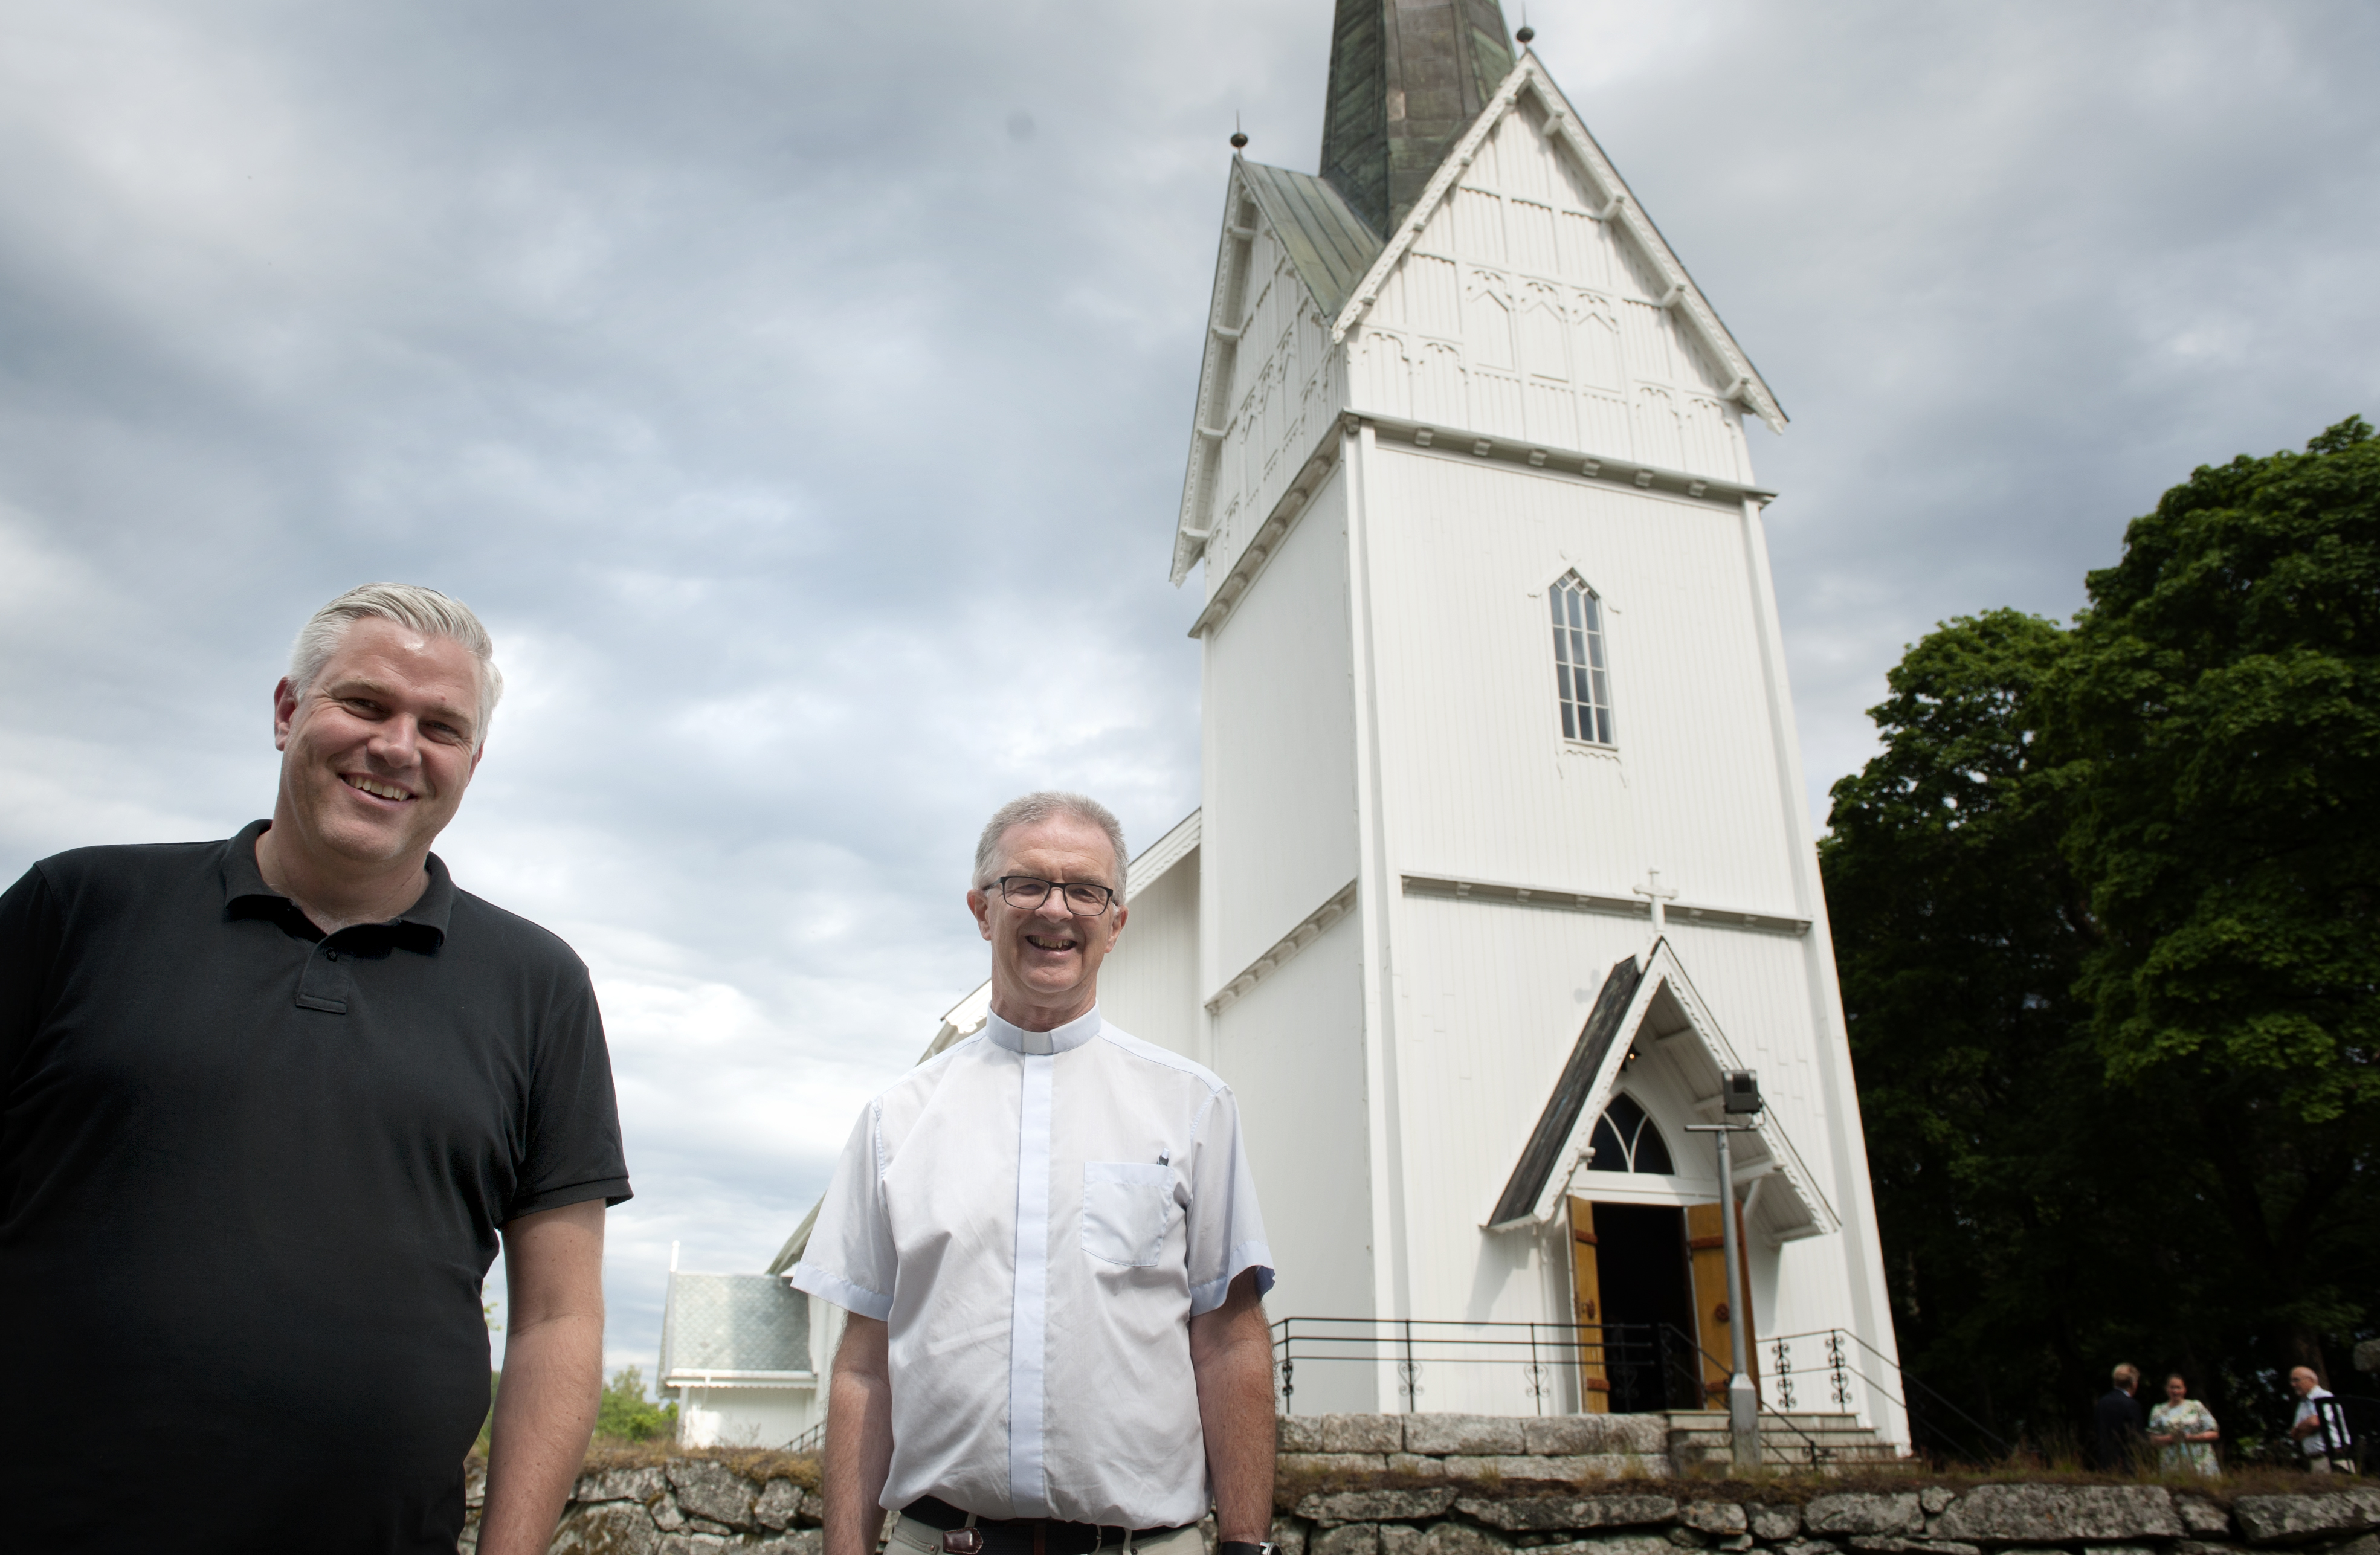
[768,0,1906,1449]
[657,1263,828,1449]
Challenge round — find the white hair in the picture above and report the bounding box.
[288,582,504,747]
[973,791,1127,890]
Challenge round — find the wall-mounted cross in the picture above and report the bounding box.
[1633,868,1679,935]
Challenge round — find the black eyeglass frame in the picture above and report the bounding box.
[992,875,1118,916]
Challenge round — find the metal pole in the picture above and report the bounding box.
[1716,1128,1758,1469]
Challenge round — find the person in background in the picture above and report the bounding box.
[2288,1366,2346,1472]
[2146,1373,2220,1476]
[0,583,631,1554]
[2094,1363,2145,1471]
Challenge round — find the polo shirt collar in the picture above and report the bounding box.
[985,1006,1101,1056]
[220,819,453,950]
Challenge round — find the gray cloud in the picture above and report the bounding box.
[2,0,2374,1376]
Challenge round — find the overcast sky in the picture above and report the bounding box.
[3,0,2374,1383]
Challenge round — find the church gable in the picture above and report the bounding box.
[1170,163,1365,586]
[1335,53,1783,483]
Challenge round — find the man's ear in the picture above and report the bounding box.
[1105,901,1128,949]
[271,677,300,752]
[967,889,993,941]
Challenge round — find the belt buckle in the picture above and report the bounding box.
[942,1531,984,1555]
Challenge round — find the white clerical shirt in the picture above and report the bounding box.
[791,1007,1274,1530]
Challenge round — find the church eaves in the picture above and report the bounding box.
[1320,0,1516,236]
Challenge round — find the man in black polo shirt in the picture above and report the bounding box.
[0,583,631,1554]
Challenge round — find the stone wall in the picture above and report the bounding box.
[462,1418,2380,1555]
[460,1457,824,1554]
[1272,1478,2380,1555]
[1277,1411,1672,1485]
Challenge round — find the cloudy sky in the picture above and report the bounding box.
[3,0,2374,1382]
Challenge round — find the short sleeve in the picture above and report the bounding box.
[1184,1084,1274,1316]
[788,1100,897,1321]
[506,969,633,1219]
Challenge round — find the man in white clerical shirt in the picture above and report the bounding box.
[793,791,1279,1555]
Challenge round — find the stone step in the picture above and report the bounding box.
[1665,1409,1903,1465]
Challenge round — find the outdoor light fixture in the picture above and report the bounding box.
[1689,1068,1764,1467]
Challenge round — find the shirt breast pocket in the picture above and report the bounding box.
[1081,1161,1172,1267]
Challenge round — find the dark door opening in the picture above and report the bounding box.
[1588,1202,1697,1412]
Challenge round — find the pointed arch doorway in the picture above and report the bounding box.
[1566,1096,1759,1413]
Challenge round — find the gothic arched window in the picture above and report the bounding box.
[1587,1092,1674,1174]
[1550,572,1615,745]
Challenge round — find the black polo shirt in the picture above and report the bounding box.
[0,821,631,1554]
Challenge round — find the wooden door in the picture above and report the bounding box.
[1685,1202,1730,1404]
[1685,1200,1762,1407]
[1567,1197,1608,1413]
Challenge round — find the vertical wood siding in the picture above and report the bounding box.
[1361,446,1797,912]
[1203,472,1361,982]
[1204,212,1346,593]
[1097,846,1202,1061]
[1348,105,1750,482]
[1211,913,1378,1352]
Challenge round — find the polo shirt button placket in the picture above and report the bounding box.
[295,938,354,1016]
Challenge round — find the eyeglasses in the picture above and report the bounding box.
[993,876,1117,916]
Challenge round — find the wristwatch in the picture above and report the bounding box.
[1219,1542,1278,1555]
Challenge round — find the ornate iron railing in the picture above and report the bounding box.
[1765,1327,2010,1463]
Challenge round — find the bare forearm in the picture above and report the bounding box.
[479,1312,604,1555]
[825,1319,895,1555]
[1192,1279,1275,1544]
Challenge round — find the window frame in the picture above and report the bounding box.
[1548,570,1616,747]
[1585,1092,1674,1176]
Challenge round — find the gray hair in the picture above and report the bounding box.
[973,791,1128,890]
[288,582,505,747]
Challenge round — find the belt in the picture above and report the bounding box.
[903,1494,1188,1555]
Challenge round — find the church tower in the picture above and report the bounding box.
[1117,0,1906,1432]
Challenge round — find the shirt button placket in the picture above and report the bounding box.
[295,939,354,1015]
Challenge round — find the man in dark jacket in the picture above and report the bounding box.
[2094,1363,2145,1470]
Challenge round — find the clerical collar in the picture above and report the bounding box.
[985,1007,1102,1056]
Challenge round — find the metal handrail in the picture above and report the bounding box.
[1649,1322,1837,1467]
[1268,1314,1896,1460]
[1765,1327,2010,1461]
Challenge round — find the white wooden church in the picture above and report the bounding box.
[692,0,1906,1450]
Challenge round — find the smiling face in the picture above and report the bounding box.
[2166,1376,2187,1403]
[967,813,1126,1031]
[271,614,486,879]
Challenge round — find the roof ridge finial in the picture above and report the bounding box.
[1230,111,1247,152]
[1517,5,1534,45]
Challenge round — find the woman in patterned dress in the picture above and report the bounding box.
[2147,1373,2221,1475]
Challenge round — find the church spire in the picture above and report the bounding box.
[1319,0,1518,238]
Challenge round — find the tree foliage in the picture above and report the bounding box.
[596,1365,679,1443]
[1822,417,2380,1446]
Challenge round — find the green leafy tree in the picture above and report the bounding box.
[2057,414,2380,1377]
[1824,419,2380,1446]
[595,1365,678,1443]
[1822,608,2149,1437]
